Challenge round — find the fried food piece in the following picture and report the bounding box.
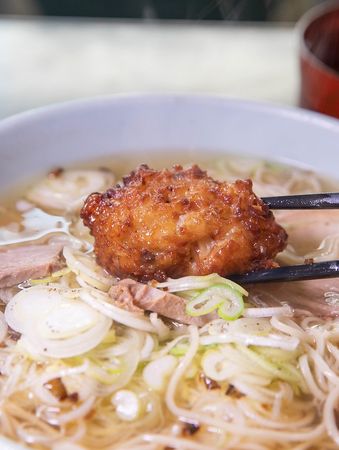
[81,165,287,281]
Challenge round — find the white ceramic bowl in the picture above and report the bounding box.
[0,94,339,450]
[1,95,339,193]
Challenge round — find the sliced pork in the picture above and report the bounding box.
[0,244,64,288]
[277,209,339,260]
[248,278,339,317]
[0,287,18,304]
[109,279,213,326]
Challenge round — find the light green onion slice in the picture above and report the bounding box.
[29,268,71,286]
[156,273,248,297]
[169,344,189,356]
[186,284,244,320]
[217,288,244,321]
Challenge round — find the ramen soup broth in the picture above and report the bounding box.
[0,155,338,450]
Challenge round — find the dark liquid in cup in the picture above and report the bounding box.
[306,18,339,74]
[300,7,339,118]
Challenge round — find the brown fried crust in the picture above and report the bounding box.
[81,164,287,281]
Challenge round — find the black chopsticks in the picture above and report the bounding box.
[262,192,339,210]
[230,260,339,284]
[227,193,339,284]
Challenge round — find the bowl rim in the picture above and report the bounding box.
[1,93,339,132]
[297,0,339,81]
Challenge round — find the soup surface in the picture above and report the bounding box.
[0,155,338,450]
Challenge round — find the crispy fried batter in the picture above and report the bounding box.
[81,164,287,281]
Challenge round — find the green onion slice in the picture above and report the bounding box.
[156,273,248,297]
[217,289,244,321]
[186,284,244,320]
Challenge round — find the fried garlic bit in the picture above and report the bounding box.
[81,164,287,281]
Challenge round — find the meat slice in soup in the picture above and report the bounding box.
[248,278,339,317]
[265,209,339,316]
[81,165,287,281]
[109,278,212,326]
[0,244,64,288]
[278,209,339,257]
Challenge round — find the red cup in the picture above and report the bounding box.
[299,1,339,118]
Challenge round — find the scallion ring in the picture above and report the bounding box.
[217,288,244,320]
[186,284,244,320]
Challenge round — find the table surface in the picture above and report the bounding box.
[1,18,298,120]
